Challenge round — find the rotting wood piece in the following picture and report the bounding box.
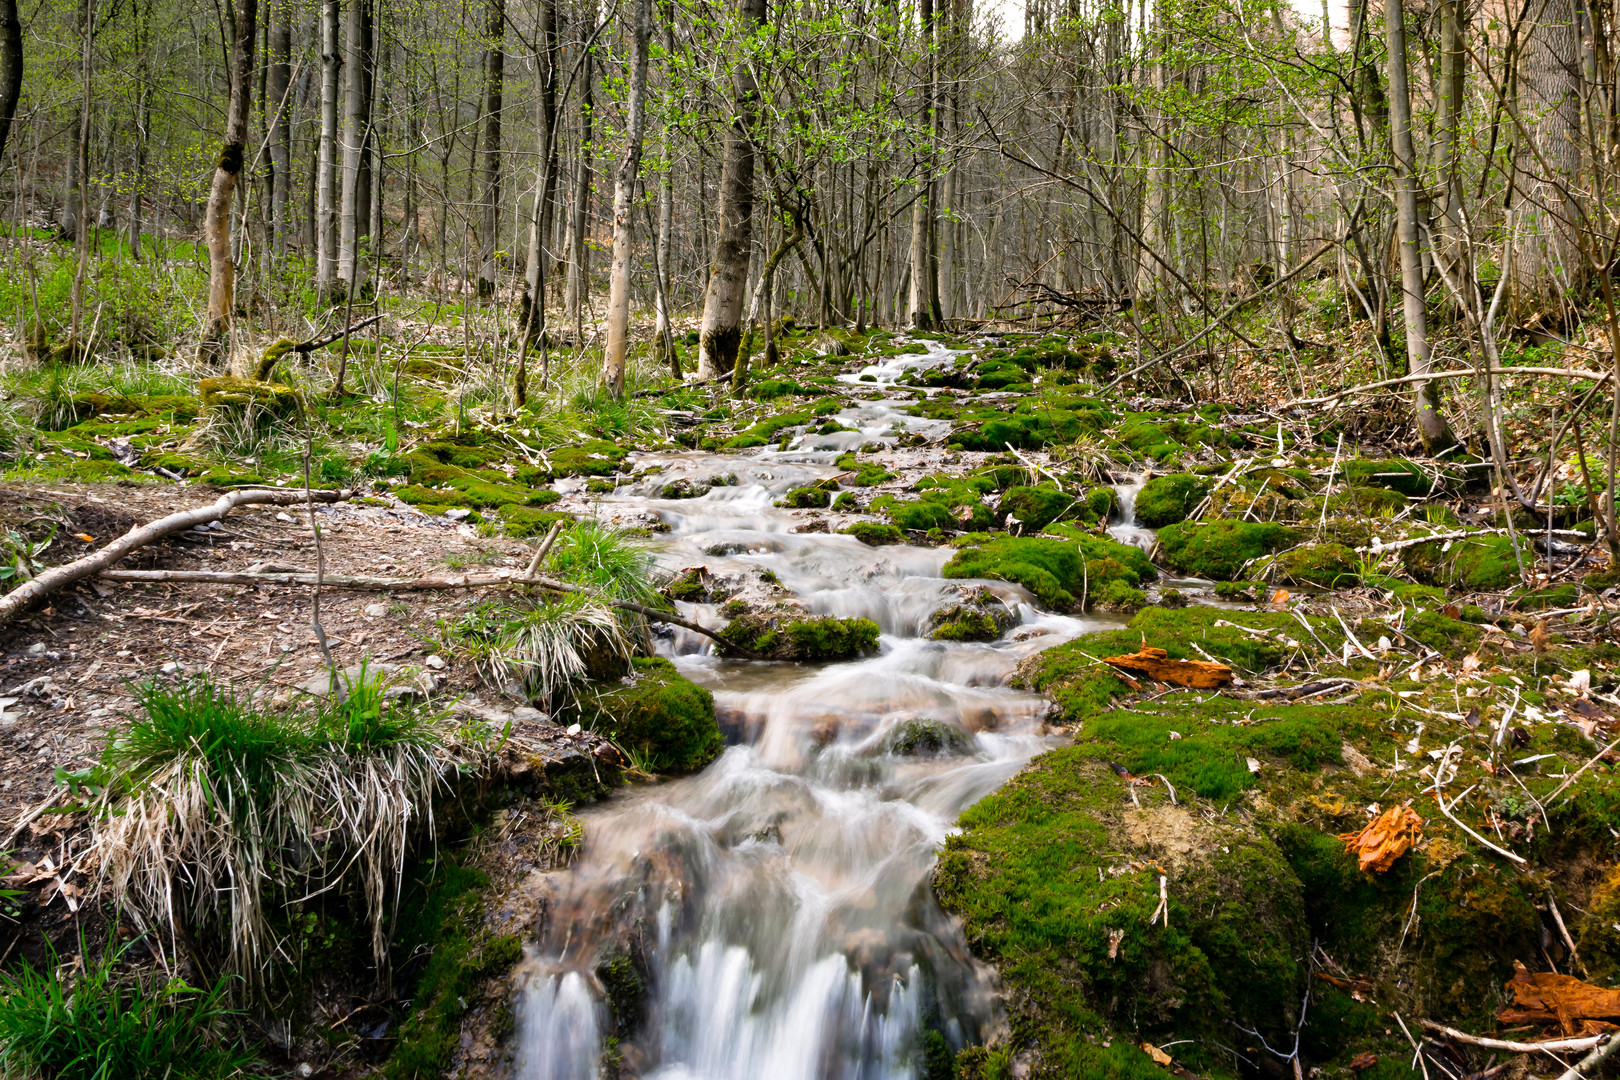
[0,488,354,627]
[1498,963,1620,1030]
[1101,646,1233,689]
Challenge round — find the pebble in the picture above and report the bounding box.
[424,654,446,670]
[512,706,545,722]
[115,650,131,657]
[25,643,45,655]
[160,661,183,675]
[443,508,472,521]
[276,512,293,522]
[364,603,389,618]
[566,723,582,735]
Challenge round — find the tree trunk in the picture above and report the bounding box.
[1433,0,1466,287]
[695,0,766,378]
[653,0,675,344]
[907,0,937,330]
[1514,0,1584,312]
[602,0,651,398]
[0,0,21,166]
[338,0,372,294]
[1385,0,1457,453]
[563,35,595,339]
[1135,14,1169,304]
[477,0,504,299]
[267,0,292,263]
[316,0,341,297]
[200,0,259,363]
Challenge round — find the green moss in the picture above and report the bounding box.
[1341,458,1448,497]
[833,452,895,487]
[1133,473,1210,528]
[998,484,1093,531]
[717,613,881,661]
[197,376,303,415]
[1401,533,1530,591]
[1329,486,1407,516]
[842,522,905,546]
[933,754,1307,1077]
[1269,542,1359,588]
[582,657,722,773]
[777,485,832,509]
[943,534,1155,611]
[1402,610,1484,658]
[498,506,575,537]
[384,858,523,1080]
[547,439,629,478]
[1156,520,1297,580]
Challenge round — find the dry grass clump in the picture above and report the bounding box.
[89,667,487,990]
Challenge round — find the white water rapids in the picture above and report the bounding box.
[515,344,1137,1079]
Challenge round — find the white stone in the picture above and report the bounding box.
[364,603,388,618]
[424,654,447,670]
[276,512,293,522]
[444,508,472,521]
[566,723,582,735]
[25,643,45,656]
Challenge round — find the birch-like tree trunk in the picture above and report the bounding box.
[653,0,675,344]
[338,0,371,293]
[602,0,652,398]
[200,0,259,364]
[563,28,595,338]
[316,0,342,297]
[696,0,766,378]
[1385,0,1456,453]
[907,0,938,330]
[267,0,292,262]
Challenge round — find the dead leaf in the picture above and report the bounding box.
[72,533,93,543]
[1498,962,1620,1032]
[1570,699,1610,721]
[1102,646,1233,689]
[1530,619,1551,657]
[1462,706,1481,729]
[1441,604,1461,619]
[1107,927,1124,959]
[1462,654,1481,673]
[1140,1043,1173,1067]
[1270,588,1290,606]
[1348,1052,1379,1071]
[1339,806,1423,873]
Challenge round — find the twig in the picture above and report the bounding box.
[524,520,565,578]
[1361,527,1585,555]
[1394,1012,1431,1080]
[1436,786,1528,865]
[0,488,354,626]
[1557,1033,1620,1080]
[1417,1020,1603,1054]
[1548,893,1588,977]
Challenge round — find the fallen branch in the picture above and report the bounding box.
[1285,366,1613,407]
[0,488,354,627]
[1558,1033,1620,1080]
[1418,1020,1604,1053]
[1360,527,1586,555]
[94,567,759,658]
[1545,732,1620,804]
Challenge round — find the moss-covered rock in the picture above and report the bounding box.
[717,611,881,661]
[1133,473,1211,528]
[833,452,895,487]
[1268,542,1359,588]
[842,522,905,546]
[876,718,975,757]
[934,755,1309,1078]
[943,534,1155,611]
[1156,520,1297,580]
[997,484,1101,532]
[928,587,1017,642]
[873,473,994,532]
[498,506,574,537]
[1401,533,1530,591]
[582,657,722,774]
[777,484,832,509]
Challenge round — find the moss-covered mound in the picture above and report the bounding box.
[717,611,881,661]
[876,718,974,757]
[935,756,1309,1078]
[198,376,303,416]
[872,473,994,532]
[1133,473,1210,528]
[928,587,1017,641]
[998,485,1113,532]
[1401,533,1530,591]
[841,522,905,546]
[583,657,722,774]
[1268,542,1359,588]
[1155,519,1297,580]
[943,533,1155,610]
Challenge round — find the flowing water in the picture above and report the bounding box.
[516,344,1127,1079]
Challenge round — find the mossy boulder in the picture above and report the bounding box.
[498,506,574,537]
[928,587,1017,642]
[1341,458,1447,497]
[877,718,974,757]
[1156,520,1297,580]
[198,376,303,416]
[934,755,1309,1077]
[1133,473,1211,528]
[1268,542,1359,588]
[548,439,629,478]
[943,533,1155,611]
[872,473,994,532]
[833,452,894,487]
[1329,485,1407,516]
[997,484,1110,532]
[776,484,832,509]
[717,611,881,661]
[841,522,905,546]
[1401,533,1530,591]
[583,657,722,774]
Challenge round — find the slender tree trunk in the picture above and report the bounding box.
[696,0,766,377]
[907,0,937,330]
[1433,0,1466,286]
[316,0,341,297]
[338,0,372,293]
[517,0,560,401]
[267,0,292,263]
[1385,0,1456,452]
[653,0,675,344]
[1135,16,1169,304]
[200,0,259,363]
[1514,0,1585,311]
[602,0,651,398]
[477,0,504,298]
[564,30,595,338]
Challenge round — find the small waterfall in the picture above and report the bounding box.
[517,971,604,1080]
[1107,473,1157,550]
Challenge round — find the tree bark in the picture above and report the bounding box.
[563,34,595,339]
[0,0,21,166]
[477,0,505,299]
[316,0,342,298]
[1385,0,1457,453]
[1515,0,1585,311]
[518,0,561,402]
[338,0,372,294]
[696,0,766,378]
[602,0,652,398]
[907,0,938,330]
[267,0,292,262]
[200,0,259,364]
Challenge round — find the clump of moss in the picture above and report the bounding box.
[1401,533,1530,591]
[581,657,722,773]
[1156,520,1297,580]
[928,587,1016,641]
[872,474,994,532]
[717,611,881,661]
[842,522,905,546]
[943,534,1154,611]
[498,506,574,537]
[198,376,303,416]
[777,485,832,509]
[1329,486,1407,516]
[1268,542,1359,588]
[997,484,1102,532]
[877,718,974,757]
[1133,473,1211,528]
[933,755,1309,1077]
[833,452,895,487]
[1341,458,1451,497]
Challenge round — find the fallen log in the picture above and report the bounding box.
[1101,646,1233,689]
[94,567,759,659]
[0,488,354,628]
